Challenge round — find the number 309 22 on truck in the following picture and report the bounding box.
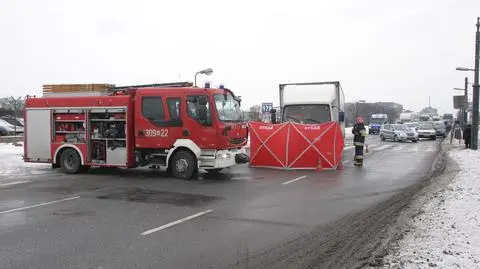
[23,82,249,179]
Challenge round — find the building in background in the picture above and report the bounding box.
[345,101,403,126]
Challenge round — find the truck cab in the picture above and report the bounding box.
[133,85,249,178]
[279,81,345,137]
[368,114,388,134]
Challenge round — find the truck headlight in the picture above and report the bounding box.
[216,152,231,159]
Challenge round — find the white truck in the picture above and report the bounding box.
[399,112,414,123]
[278,81,345,137]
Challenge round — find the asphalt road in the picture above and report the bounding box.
[0,136,441,269]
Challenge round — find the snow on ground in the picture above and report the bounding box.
[382,146,480,268]
[0,142,50,183]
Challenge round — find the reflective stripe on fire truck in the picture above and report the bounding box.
[53,144,85,165]
[165,139,202,168]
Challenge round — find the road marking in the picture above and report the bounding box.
[372,144,393,151]
[0,196,80,215]
[282,175,308,185]
[393,145,406,151]
[0,181,30,188]
[344,145,355,150]
[141,209,214,236]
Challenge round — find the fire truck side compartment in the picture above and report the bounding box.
[25,109,52,162]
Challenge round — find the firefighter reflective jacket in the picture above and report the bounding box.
[352,123,367,146]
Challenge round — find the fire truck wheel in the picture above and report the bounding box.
[60,148,83,174]
[171,150,197,180]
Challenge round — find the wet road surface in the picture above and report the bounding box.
[0,137,441,269]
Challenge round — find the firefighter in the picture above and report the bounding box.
[352,116,367,166]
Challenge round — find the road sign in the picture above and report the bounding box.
[261,103,273,113]
[453,95,465,109]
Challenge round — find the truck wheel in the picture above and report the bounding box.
[171,150,197,180]
[393,135,398,142]
[380,134,385,141]
[432,136,437,140]
[60,148,83,174]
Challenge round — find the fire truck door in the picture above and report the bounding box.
[184,95,217,148]
[135,95,181,149]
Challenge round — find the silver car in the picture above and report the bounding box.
[380,124,418,142]
[417,122,437,140]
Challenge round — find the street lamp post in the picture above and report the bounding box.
[194,68,213,87]
[455,17,480,150]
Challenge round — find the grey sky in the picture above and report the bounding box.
[1,0,479,113]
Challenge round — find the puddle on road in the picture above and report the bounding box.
[96,188,220,207]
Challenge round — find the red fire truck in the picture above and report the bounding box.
[23,82,249,179]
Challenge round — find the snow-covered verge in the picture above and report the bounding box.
[381,147,480,268]
[0,142,50,183]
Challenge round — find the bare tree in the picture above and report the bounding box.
[7,96,24,133]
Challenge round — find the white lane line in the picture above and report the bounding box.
[344,145,355,150]
[393,145,406,151]
[141,209,214,236]
[372,144,393,151]
[0,196,80,215]
[282,175,308,185]
[0,181,30,188]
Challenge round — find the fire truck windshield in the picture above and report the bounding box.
[214,93,243,122]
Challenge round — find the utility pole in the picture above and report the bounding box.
[464,77,469,126]
[472,17,480,150]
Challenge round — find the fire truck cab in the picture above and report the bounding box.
[24,82,249,179]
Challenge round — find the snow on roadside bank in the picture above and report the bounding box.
[382,149,480,268]
[0,142,49,181]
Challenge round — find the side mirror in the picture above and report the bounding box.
[339,111,345,123]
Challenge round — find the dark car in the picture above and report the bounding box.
[434,121,446,138]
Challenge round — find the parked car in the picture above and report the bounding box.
[434,121,446,138]
[0,125,12,136]
[0,119,16,136]
[0,115,24,127]
[417,122,437,140]
[0,118,23,134]
[380,124,418,142]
